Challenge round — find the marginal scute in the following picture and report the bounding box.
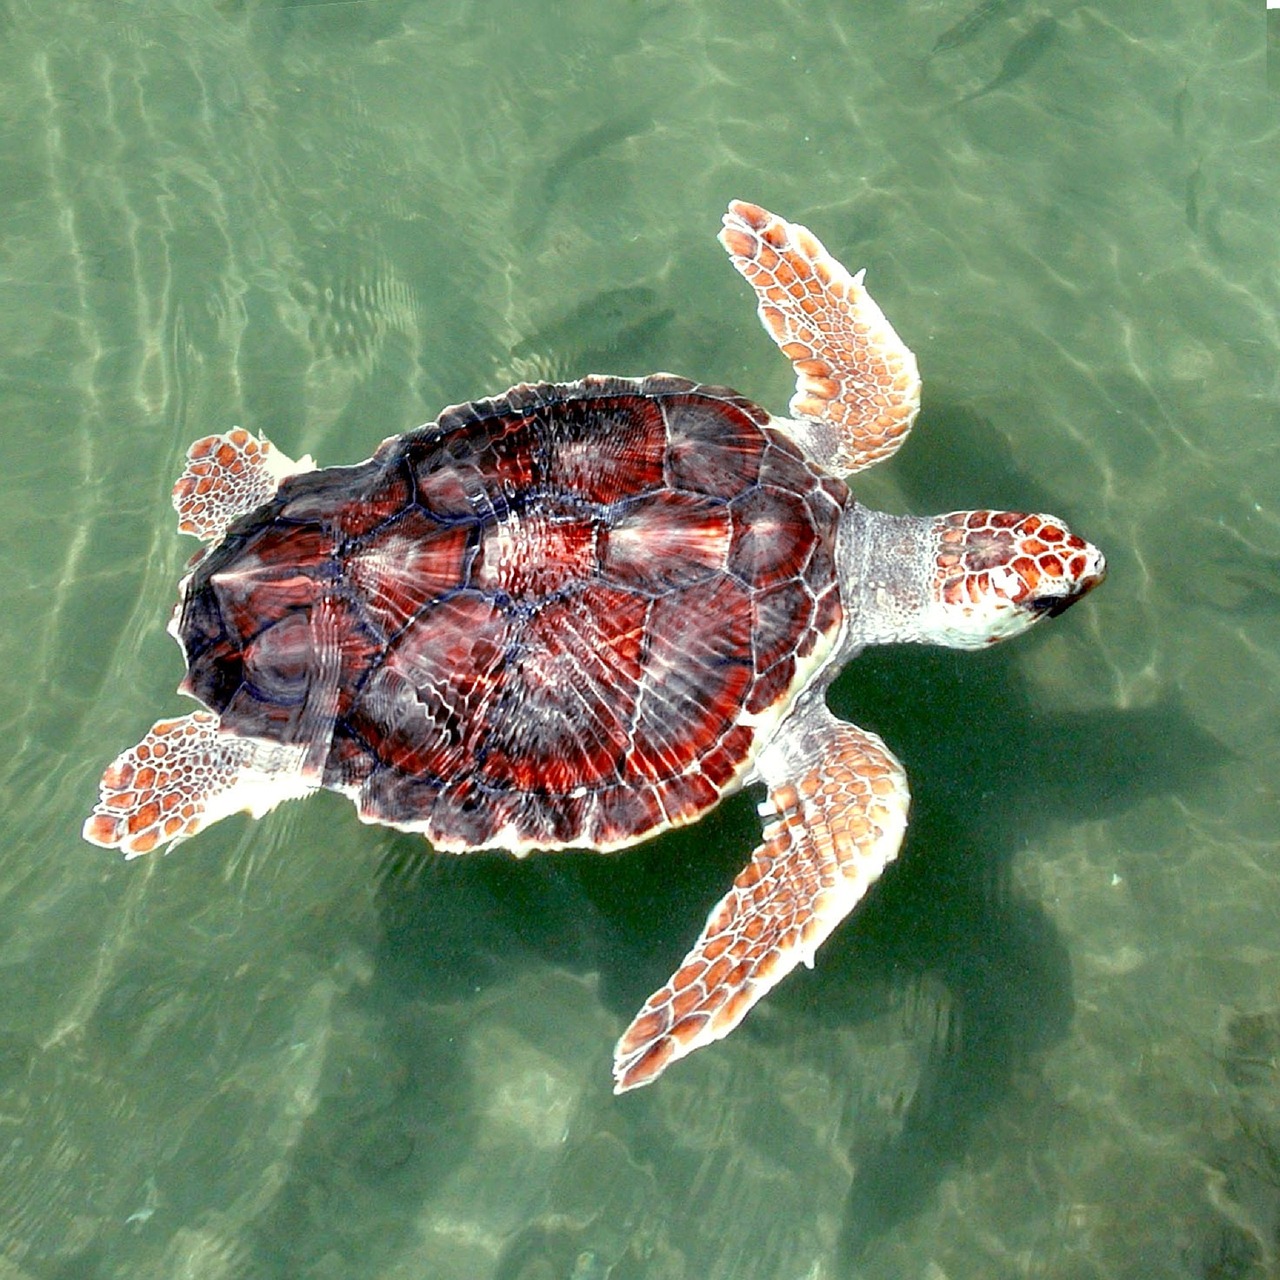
[759,438,820,495]
[332,465,415,538]
[746,657,798,716]
[275,460,387,526]
[751,580,816,673]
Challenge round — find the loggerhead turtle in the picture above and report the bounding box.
[84,202,1106,1092]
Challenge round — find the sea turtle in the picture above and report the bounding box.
[84,202,1105,1092]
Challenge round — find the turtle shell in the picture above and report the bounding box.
[177,375,848,852]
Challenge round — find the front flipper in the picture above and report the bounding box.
[612,700,910,1092]
[172,428,314,543]
[718,200,921,477]
[82,712,315,858]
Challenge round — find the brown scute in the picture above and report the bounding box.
[698,724,755,789]
[751,580,815,672]
[654,770,721,826]
[663,393,766,498]
[746,657,797,715]
[625,576,753,783]
[591,780,666,847]
[728,486,816,586]
[332,466,415,537]
[348,513,472,636]
[474,506,601,598]
[181,376,847,852]
[757,437,817,495]
[475,585,646,793]
[219,593,380,744]
[599,490,730,592]
[547,394,668,503]
[274,458,391,526]
[350,591,509,782]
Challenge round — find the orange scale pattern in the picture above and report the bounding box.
[614,717,908,1091]
[83,713,255,857]
[933,510,1097,608]
[173,430,284,542]
[718,201,921,476]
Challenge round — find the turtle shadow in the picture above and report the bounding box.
[361,400,1225,1263]
[370,792,751,1019]
[825,639,1227,1264]
[886,399,1076,515]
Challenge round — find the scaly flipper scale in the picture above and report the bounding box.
[81,712,315,858]
[719,200,921,476]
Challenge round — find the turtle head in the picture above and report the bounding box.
[917,509,1106,649]
[839,506,1105,651]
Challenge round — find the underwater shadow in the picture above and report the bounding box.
[829,639,1224,1266]
[360,634,1221,1269]
[361,399,1225,1268]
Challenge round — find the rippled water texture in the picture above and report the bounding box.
[1,1,1277,1276]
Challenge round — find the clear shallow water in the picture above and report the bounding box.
[1,0,1277,1276]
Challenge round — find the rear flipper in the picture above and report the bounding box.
[172,429,313,543]
[612,699,910,1092]
[82,712,314,858]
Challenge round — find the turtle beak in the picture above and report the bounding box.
[1027,542,1107,618]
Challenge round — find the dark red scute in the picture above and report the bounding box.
[210,595,381,747]
[546,394,667,503]
[599,491,730,592]
[178,516,338,716]
[480,585,647,792]
[211,568,322,650]
[177,375,846,851]
[347,511,473,636]
[274,459,397,529]
[752,580,815,674]
[664,392,766,498]
[346,592,508,782]
[747,656,796,716]
[757,438,818,495]
[728,486,816,586]
[629,579,753,784]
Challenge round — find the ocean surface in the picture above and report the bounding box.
[1,1,1277,1276]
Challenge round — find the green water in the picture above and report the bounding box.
[1,0,1277,1275]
